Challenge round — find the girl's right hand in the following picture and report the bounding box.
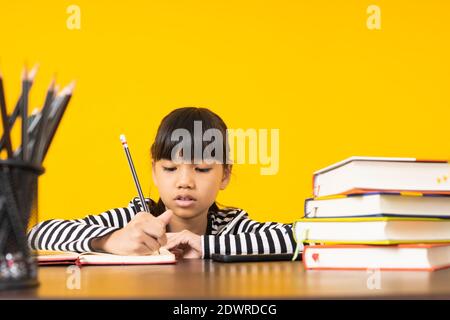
[91,209,173,255]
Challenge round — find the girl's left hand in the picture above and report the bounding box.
[164,230,202,259]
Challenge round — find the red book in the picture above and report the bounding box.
[303,243,450,271]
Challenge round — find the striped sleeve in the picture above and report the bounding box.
[27,198,146,253]
[201,213,298,259]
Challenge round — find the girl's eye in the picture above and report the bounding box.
[196,167,212,173]
[162,166,176,172]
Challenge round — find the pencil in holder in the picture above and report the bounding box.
[0,160,44,290]
[0,65,74,290]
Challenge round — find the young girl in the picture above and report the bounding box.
[28,107,297,259]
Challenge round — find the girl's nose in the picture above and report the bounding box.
[176,169,195,189]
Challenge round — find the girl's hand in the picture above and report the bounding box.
[91,209,173,255]
[163,230,202,259]
[168,247,185,260]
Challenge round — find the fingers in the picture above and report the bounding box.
[157,233,167,247]
[141,235,161,253]
[165,230,187,247]
[163,236,186,251]
[133,210,172,237]
[129,210,174,252]
[138,210,173,246]
[162,231,202,259]
[169,247,184,260]
[162,237,178,250]
[164,231,191,250]
[157,209,173,225]
[167,230,192,246]
[136,215,166,239]
[166,232,176,239]
[130,229,161,254]
[130,243,155,256]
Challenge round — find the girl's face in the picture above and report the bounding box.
[152,159,231,219]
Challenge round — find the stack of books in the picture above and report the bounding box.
[294,156,450,271]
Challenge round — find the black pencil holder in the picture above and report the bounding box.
[0,159,44,290]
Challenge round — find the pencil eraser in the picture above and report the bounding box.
[120,134,127,144]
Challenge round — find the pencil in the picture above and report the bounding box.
[0,101,19,150]
[13,108,40,158]
[0,69,13,158]
[21,64,38,161]
[0,69,37,151]
[0,65,75,256]
[20,67,29,161]
[120,134,150,213]
[38,81,74,163]
[30,77,56,164]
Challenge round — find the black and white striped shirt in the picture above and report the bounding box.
[27,197,298,259]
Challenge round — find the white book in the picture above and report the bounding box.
[294,217,450,244]
[303,244,450,271]
[305,193,450,218]
[313,156,450,198]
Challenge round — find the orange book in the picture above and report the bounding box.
[303,243,450,271]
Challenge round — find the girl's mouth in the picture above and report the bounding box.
[174,195,196,207]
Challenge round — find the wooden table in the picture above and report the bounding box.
[1,260,450,299]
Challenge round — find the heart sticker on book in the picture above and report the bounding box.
[312,253,319,262]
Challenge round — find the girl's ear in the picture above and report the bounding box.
[151,160,158,187]
[220,165,232,190]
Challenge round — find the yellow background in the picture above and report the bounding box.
[0,0,449,223]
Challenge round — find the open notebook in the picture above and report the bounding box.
[35,248,176,266]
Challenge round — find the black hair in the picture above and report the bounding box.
[149,107,232,216]
[151,107,230,163]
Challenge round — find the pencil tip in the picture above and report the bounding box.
[28,64,39,82]
[48,77,56,90]
[58,81,76,96]
[67,80,76,93]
